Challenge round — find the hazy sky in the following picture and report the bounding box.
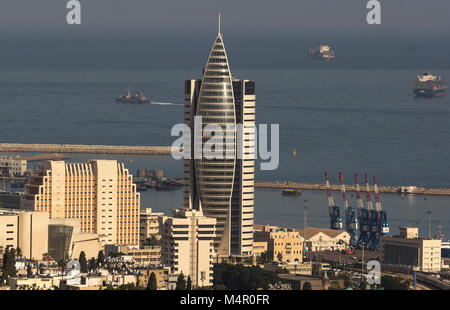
[1,0,450,70]
[1,0,450,35]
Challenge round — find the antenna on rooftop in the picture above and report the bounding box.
[218,13,221,35]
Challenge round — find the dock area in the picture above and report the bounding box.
[0,143,173,155]
[15,153,66,161]
[255,181,450,196]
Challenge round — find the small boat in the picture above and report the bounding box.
[116,89,149,104]
[281,189,301,196]
[307,44,335,61]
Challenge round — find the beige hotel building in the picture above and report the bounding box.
[21,160,140,247]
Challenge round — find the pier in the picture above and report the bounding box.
[254,181,450,196]
[0,143,173,155]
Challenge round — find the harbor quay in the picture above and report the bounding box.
[255,181,450,196]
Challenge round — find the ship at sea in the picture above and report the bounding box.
[307,44,335,61]
[116,89,149,104]
[413,71,447,97]
[281,189,301,197]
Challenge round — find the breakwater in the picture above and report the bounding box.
[0,143,173,155]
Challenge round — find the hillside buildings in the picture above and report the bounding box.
[139,208,163,247]
[254,225,351,253]
[20,160,140,247]
[0,209,48,259]
[0,209,102,261]
[183,20,255,258]
[159,208,216,287]
[0,156,27,177]
[254,227,304,263]
[381,227,442,272]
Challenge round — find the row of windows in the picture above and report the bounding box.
[202,84,232,90]
[202,91,233,97]
[199,97,233,103]
[207,64,228,70]
[198,103,234,110]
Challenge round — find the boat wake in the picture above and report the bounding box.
[149,102,182,106]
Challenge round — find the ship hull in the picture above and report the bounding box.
[413,87,446,97]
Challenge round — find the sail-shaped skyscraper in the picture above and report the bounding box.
[183,15,255,258]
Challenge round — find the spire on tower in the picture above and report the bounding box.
[218,13,221,35]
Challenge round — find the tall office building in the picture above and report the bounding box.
[21,160,140,246]
[183,18,255,257]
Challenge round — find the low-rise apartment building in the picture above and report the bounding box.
[139,208,163,247]
[381,227,442,272]
[0,156,27,177]
[254,226,303,263]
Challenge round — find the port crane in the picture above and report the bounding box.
[354,173,364,244]
[339,172,358,247]
[325,172,342,230]
[372,175,389,247]
[357,174,372,248]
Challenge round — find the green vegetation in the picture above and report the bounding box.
[277,253,283,262]
[1,248,17,284]
[97,250,105,267]
[57,257,68,273]
[79,251,88,273]
[187,275,192,290]
[257,251,273,264]
[302,282,312,290]
[88,258,97,272]
[146,272,157,290]
[330,271,352,289]
[104,283,143,290]
[145,236,158,246]
[26,264,33,278]
[213,262,280,290]
[176,273,187,290]
[381,275,411,290]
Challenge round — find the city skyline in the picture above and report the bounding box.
[0,4,449,294]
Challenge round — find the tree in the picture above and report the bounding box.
[1,248,17,284]
[146,272,157,290]
[303,282,312,290]
[27,264,33,278]
[97,250,105,267]
[257,251,273,264]
[58,257,68,274]
[187,275,192,290]
[145,235,158,246]
[381,275,411,290]
[16,247,22,257]
[277,252,283,262]
[176,273,187,290]
[213,262,280,290]
[88,258,97,272]
[79,251,88,273]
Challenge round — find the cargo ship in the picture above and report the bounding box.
[116,89,149,104]
[307,45,335,61]
[413,71,447,97]
[281,189,301,196]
